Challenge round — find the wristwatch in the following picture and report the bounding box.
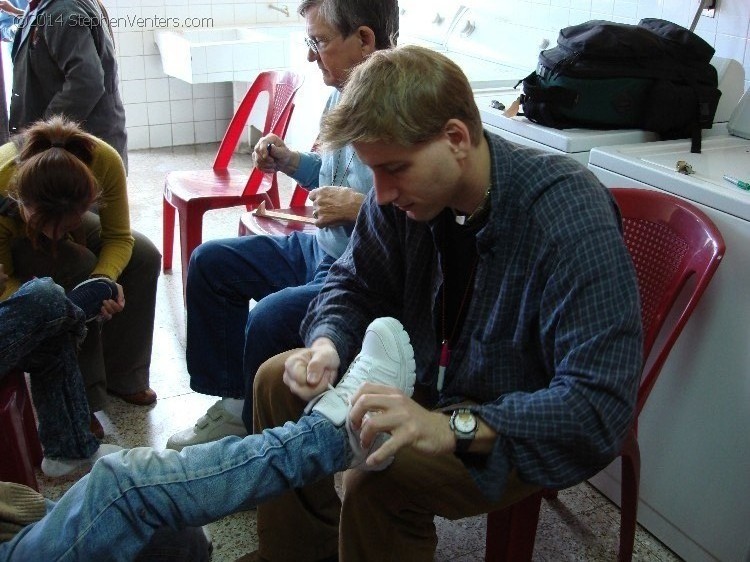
[449,408,478,454]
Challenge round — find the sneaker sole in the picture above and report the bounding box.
[364,317,417,397]
[67,278,119,321]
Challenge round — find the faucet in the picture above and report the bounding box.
[268,3,290,17]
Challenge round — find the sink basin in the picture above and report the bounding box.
[155,24,306,84]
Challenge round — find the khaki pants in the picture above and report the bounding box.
[11,212,160,410]
[253,350,540,562]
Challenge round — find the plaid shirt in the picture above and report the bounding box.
[302,132,642,500]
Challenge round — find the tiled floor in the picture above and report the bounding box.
[36,144,682,561]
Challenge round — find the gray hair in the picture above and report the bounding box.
[297,0,398,49]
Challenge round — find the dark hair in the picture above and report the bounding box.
[298,0,399,50]
[9,116,100,246]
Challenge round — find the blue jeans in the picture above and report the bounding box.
[0,278,98,459]
[0,413,349,561]
[185,232,335,429]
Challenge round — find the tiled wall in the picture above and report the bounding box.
[504,0,750,89]
[107,0,750,150]
[106,0,305,150]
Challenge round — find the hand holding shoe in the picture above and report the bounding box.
[97,282,124,321]
[349,386,455,468]
[283,338,340,401]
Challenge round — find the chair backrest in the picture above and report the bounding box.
[611,188,725,418]
[213,70,304,171]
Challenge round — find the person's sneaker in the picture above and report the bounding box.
[310,317,416,471]
[41,444,124,478]
[67,277,119,322]
[166,400,248,451]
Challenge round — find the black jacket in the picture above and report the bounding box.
[9,0,127,169]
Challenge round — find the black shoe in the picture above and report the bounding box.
[67,278,118,321]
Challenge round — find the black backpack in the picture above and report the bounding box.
[519,18,721,153]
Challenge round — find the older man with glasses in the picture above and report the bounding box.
[167,0,398,456]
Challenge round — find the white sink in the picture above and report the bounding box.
[155,24,306,84]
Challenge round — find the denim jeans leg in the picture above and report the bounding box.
[185,232,324,398]
[240,253,336,431]
[0,413,350,561]
[0,278,98,459]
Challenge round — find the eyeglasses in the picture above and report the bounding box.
[304,34,336,55]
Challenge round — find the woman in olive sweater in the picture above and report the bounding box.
[0,116,160,426]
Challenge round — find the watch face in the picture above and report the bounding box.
[454,411,477,433]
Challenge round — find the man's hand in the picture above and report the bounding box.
[253,134,300,176]
[308,186,365,227]
[0,0,24,16]
[348,383,457,468]
[283,338,341,401]
[97,283,124,321]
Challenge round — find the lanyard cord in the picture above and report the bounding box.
[438,251,478,391]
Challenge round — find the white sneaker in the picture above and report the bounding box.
[310,317,416,470]
[166,400,248,451]
[41,444,124,478]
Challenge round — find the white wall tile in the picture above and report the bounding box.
[215,82,233,97]
[170,99,195,122]
[193,98,216,121]
[117,31,145,56]
[590,0,615,17]
[716,0,750,38]
[569,0,591,11]
[127,125,151,149]
[612,1,637,19]
[145,77,170,102]
[192,83,215,99]
[148,100,172,124]
[121,79,148,104]
[206,44,233,72]
[117,0,750,151]
[125,103,149,127]
[195,120,219,143]
[118,56,146,80]
[149,124,173,147]
[169,77,193,100]
[715,33,748,63]
[144,54,165,79]
[215,119,231,140]
[206,71,234,82]
[172,122,196,145]
[215,96,233,120]
[143,30,159,55]
[212,4,234,25]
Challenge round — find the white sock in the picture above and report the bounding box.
[220,398,244,419]
[41,444,124,478]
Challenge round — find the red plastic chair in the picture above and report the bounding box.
[0,370,43,491]
[162,70,304,292]
[238,181,318,237]
[485,187,725,561]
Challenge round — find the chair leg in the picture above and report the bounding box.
[178,208,206,299]
[21,377,43,467]
[0,371,41,491]
[162,197,176,271]
[618,431,640,562]
[485,490,543,561]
